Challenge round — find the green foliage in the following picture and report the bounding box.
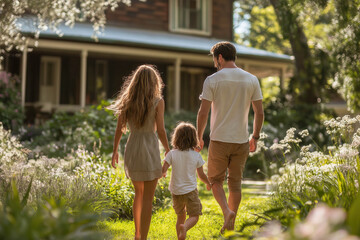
[261,115,360,231]
[348,194,360,237]
[235,0,360,111]
[100,169,171,220]
[246,5,292,55]
[22,100,118,158]
[164,111,210,143]
[0,180,107,240]
[0,71,24,132]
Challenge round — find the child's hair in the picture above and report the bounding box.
[108,64,164,131]
[171,122,199,151]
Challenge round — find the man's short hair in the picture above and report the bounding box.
[210,41,237,61]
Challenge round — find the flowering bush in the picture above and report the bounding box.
[1,122,171,222]
[0,71,24,131]
[0,122,106,210]
[254,204,360,240]
[267,115,360,214]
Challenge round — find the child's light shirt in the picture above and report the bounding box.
[165,149,205,195]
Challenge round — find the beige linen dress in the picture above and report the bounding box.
[124,98,162,181]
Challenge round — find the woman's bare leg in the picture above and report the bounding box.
[132,180,144,240]
[140,179,158,240]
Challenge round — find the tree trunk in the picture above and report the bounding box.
[269,0,318,104]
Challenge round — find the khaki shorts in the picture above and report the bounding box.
[208,140,249,192]
[172,189,202,216]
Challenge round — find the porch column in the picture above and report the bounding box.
[280,67,285,93]
[174,58,181,112]
[80,50,88,108]
[21,45,28,108]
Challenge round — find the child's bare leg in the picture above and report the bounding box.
[132,180,144,240]
[178,215,199,240]
[140,179,158,240]
[176,212,186,238]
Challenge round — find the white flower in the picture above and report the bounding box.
[299,129,309,138]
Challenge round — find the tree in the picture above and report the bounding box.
[330,0,360,112]
[0,0,137,52]
[235,0,360,111]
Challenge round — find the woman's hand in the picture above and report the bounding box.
[111,152,119,169]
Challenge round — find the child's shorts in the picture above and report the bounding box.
[172,189,202,216]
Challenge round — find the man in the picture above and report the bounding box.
[197,41,264,233]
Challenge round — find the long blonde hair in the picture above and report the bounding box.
[108,65,164,131]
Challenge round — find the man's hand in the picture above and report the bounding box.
[111,152,119,169]
[206,184,212,191]
[249,138,258,152]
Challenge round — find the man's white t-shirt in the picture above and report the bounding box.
[199,68,263,144]
[164,149,205,195]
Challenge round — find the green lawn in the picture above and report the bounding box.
[99,181,269,239]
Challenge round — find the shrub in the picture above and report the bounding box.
[21,100,118,158]
[0,71,24,132]
[0,180,108,240]
[0,122,108,212]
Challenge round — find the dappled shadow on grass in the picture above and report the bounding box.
[100,181,270,239]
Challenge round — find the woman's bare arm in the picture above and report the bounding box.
[155,99,170,155]
[111,117,124,168]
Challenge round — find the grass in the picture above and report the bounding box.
[99,181,270,239]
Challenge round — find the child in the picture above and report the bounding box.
[162,122,211,240]
[109,65,170,240]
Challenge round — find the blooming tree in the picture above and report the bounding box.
[0,0,140,52]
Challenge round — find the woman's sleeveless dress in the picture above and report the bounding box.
[124,99,162,181]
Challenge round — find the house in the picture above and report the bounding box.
[2,0,294,123]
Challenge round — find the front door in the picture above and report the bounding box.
[39,56,61,106]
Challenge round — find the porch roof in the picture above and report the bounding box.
[19,17,293,62]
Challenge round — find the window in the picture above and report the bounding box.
[170,0,211,35]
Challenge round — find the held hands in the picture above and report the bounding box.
[206,184,212,191]
[195,138,204,152]
[111,152,119,169]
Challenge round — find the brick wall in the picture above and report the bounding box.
[106,0,233,41]
[106,0,169,31]
[212,0,233,41]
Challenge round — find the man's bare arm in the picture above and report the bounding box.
[250,99,264,152]
[196,99,211,150]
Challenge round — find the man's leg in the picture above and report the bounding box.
[208,140,235,233]
[227,142,249,230]
[227,191,242,230]
[212,182,235,232]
